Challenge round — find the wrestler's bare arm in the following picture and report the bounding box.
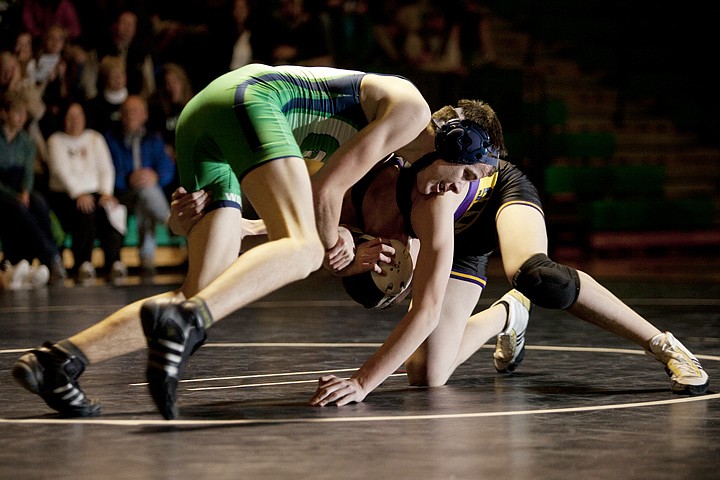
[310,192,456,406]
[312,75,431,256]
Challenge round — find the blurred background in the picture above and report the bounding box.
[0,0,718,285]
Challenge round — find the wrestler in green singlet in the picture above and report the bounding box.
[175,63,371,211]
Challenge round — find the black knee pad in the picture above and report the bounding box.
[512,253,580,309]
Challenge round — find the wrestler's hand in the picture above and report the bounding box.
[336,236,395,276]
[168,187,210,235]
[323,226,355,273]
[309,375,367,407]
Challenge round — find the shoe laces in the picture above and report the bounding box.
[657,337,701,377]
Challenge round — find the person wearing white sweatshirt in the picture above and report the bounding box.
[46,101,126,281]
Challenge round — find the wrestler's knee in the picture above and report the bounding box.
[512,253,580,309]
[289,233,324,277]
[405,357,450,387]
[405,358,429,386]
[303,235,324,273]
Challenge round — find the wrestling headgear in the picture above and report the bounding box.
[412,107,498,172]
[341,235,414,309]
[435,118,498,167]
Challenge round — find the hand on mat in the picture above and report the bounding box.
[309,375,366,407]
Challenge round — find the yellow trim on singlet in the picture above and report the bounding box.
[449,270,487,287]
[453,171,498,235]
[469,172,498,209]
[495,200,545,220]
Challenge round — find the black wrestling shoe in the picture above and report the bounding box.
[140,299,207,419]
[12,342,101,417]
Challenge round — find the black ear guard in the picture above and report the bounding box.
[434,118,498,167]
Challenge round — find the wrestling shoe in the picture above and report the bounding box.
[492,290,531,373]
[140,298,209,419]
[648,331,709,395]
[11,341,101,417]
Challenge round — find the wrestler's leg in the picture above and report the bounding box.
[497,202,709,394]
[141,157,324,418]
[11,204,243,417]
[497,203,659,345]
[406,279,505,386]
[184,156,324,320]
[65,206,243,364]
[67,291,180,364]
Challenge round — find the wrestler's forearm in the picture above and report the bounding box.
[351,306,439,395]
[314,189,341,249]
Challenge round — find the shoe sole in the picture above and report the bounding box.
[667,367,710,396]
[146,368,179,420]
[494,334,526,374]
[495,346,525,374]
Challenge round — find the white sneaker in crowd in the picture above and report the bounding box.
[2,260,31,290]
[78,261,96,283]
[26,264,50,288]
[111,260,128,280]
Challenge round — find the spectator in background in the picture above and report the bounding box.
[65,0,148,102]
[96,10,155,98]
[457,0,497,68]
[399,1,465,74]
[13,31,37,86]
[323,0,374,69]
[35,25,91,138]
[72,1,152,60]
[0,50,46,137]
[253,0,334,66]
[147,0,230,90]
[46,101,126,282]
[0,91,67,284]
[85,55,127,135]
[1,50,25,95]
[0,50,49,192]
[148,63,193,161]
[21,0,82,44]
[105,95,175,275]
[148,63,194,198]
[367,0,409,69]
[228,0,255,71]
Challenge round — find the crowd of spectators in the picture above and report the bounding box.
[0,0,497,288]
